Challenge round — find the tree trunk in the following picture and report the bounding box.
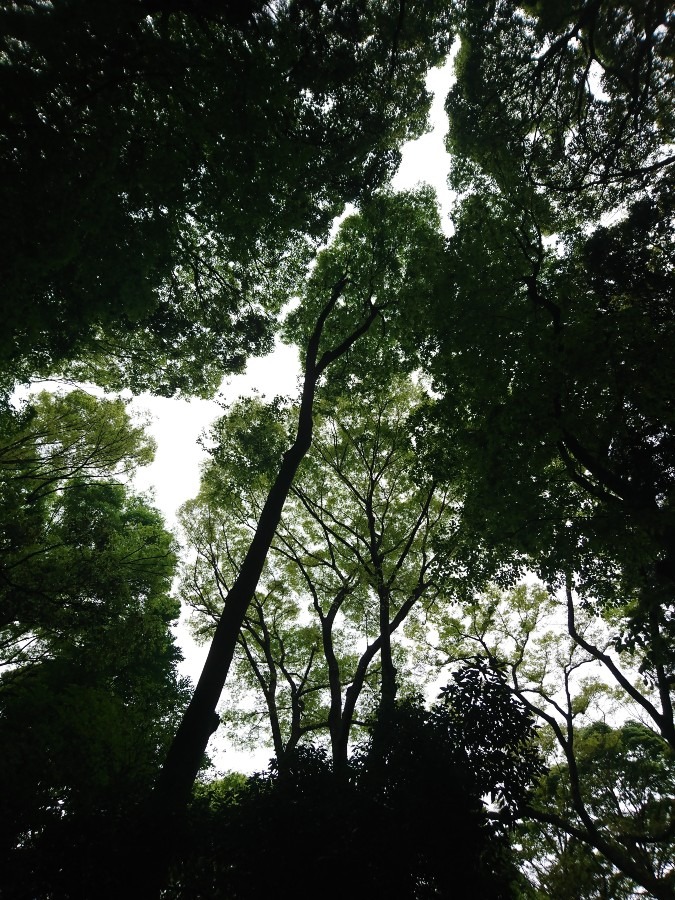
[127,276,382,895]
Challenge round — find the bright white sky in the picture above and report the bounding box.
[134,55,457,774]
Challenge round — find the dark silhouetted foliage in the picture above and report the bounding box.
[167,673,541,899]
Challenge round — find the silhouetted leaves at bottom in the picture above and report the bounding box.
[167,674,541,899]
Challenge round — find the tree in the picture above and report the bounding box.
[412,0,675,768]
[1,389,156,657]
[430,582,675,898]
[522,720,675,899]
[0,391,189,898]
[182,374,454,775]
[0,0,453,394]
[156,187,445,819]
[182,446,341,768]
[446,0,674,215]
[412,9,675,887]
[0,582,189,899]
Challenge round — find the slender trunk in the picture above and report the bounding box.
[339,640,385,760]
[124,435,318,898]
[154,275,354,815]
[125,277,382,896]
[378,585,397,718]
[155,436,316,810]
[321,608,347,774]
[368,584,397,773]
[291,553,357,776]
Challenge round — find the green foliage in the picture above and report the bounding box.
[433,581,675,897]
[422,1,675,697]
[282,186,447,396]
[447,0,674,216]
[522,721,675,897]
[203,394,292,494]
[0,390,189,897]
[168,689,537,899]
[0,391,171,660]
[0,0,453,395]
[180,373,456,768]
[437,663,544,820]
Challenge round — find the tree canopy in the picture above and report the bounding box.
[0,391,188,897]
[405,4,675,893]
[422,0,675,697]
[0,0,452,395]
[182,374,455,773]
[2,1,675,897]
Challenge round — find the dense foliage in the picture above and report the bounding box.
[0,0,452,395]
[414,7,675,893]
[0,392,188,897]
[166,680,538,900]
[1,1,674,897]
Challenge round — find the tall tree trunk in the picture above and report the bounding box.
[128,276,382,896]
